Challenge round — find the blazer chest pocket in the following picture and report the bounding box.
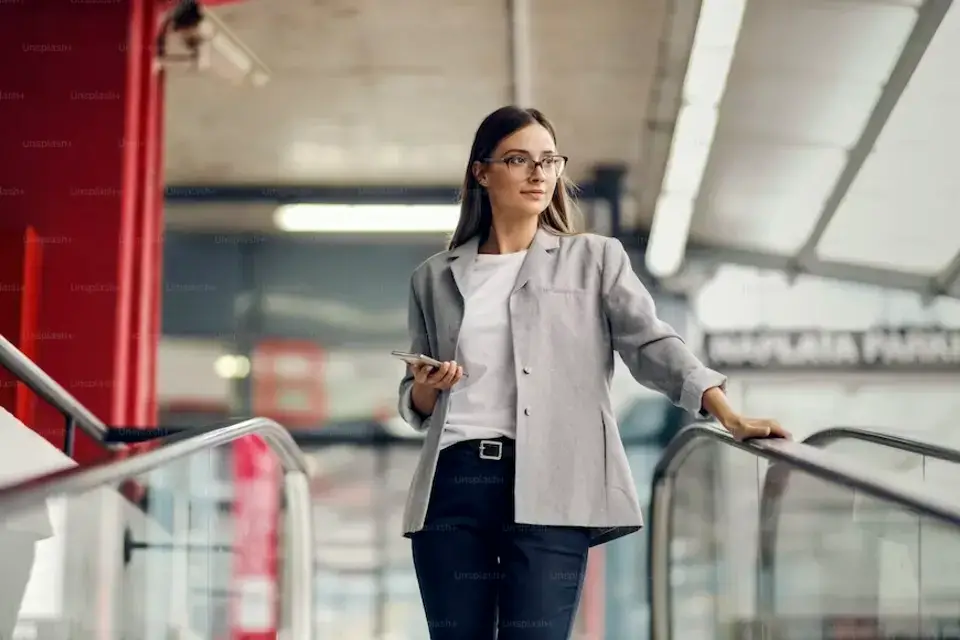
[538,288,597,336]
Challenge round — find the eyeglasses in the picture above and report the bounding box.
[484,154,568,177]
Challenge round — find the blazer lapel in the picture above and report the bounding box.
[447,236,478,300]
[512,227,560,293]
[441,237,478,360]
[438,229,559,360]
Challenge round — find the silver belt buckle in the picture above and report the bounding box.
[479,440,503,460]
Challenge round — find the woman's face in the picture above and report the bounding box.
[475,123,565,223]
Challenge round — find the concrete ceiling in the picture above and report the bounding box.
[163,0,679,233]
[163,0,960,301]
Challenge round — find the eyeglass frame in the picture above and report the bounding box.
[481,153,570,177]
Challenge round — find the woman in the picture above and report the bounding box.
[397,105,788,639]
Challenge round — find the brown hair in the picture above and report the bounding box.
[448,106,581,249]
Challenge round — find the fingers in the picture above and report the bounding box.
[439,363,462,387]
[730,417,790,441]
[749,419,791,440]
[411,363,433,384]
[411,361,462,389]
[425,361,451,385]
[767,419,792,440]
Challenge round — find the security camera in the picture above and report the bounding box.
[156,0,205,66]
[155,0,270,86]
[171,0,204,53]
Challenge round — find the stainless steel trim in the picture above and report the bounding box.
[804,425,960,465]
[0,416,314,640]
[284,472,314,640]
[0,333,110,443]
[650,481,673,640]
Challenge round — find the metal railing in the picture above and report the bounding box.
[803,425,960,464]
[647,424,960,640]
[0,333,224,452]
[0,333,112,455]
[0,333,314,640]
[0,416,314,640]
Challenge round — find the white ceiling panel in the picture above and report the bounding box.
[677,0,960,299]
[818,3,959,276]
[816,193,960,273]
[691,141,847,252]
[691,1,916,255]
[733,1,916,81]
[717,74,882,146]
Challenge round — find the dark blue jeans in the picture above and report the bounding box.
[410,437,592,640]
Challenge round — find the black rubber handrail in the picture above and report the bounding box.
[647,423,960,640]
[803,426,960,465]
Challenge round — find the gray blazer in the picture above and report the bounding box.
[397,227,727,546]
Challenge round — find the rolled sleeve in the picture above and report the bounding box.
[397,274,432,432]
[680,366,728,417]
[601,237,726,415]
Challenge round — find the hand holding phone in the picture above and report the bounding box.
[392,350,465,389]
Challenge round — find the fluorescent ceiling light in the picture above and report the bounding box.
[274,204,461,233]
[646,193,695,279]
[662,105,718,194]
[645,0,746,279]
[692,0,747,49]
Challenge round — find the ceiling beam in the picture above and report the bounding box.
[686,242,951,298]
[507,0,532,106]
[164,184,463,204]
[636,0,702,222]
[928,249,960,299]
[163,182,601,206]
[788,0,952,270]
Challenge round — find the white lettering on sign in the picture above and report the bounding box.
[861,329,960,366]
[705,329,960,369]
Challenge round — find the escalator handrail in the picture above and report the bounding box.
[804,425,960,465]
[653,423,960,525]
[0,416,313,640]
[754,424,960,627]
[0,333,110,443]
[648,423,960,640]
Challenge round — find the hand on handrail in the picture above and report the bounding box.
[721,415,792,442]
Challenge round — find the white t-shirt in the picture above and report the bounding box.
[440,251,526,449]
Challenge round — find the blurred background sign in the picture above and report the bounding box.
[251,340,327,427]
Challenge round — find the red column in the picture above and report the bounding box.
[0,0,163,463]
[128,11,166,430]
[0,227,43,431]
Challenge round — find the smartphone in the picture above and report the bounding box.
[391,350,443,368]
[391,351,468,377]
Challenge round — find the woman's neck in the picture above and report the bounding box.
[480,216,538,254]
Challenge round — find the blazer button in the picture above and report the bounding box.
[522,366,532,374]
[523,407,531,416]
